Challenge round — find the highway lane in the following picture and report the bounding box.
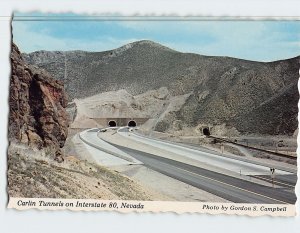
[128,128,297,188]
[105,142,296,204]
[143,135,297,174]
[79,129,142,166]
[123,129,297,189]
[118,128,293,176]
[82,128,296,203]
[126,129,298,186]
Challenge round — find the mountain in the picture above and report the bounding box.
[9,43,69,161]
[22,40,299,136]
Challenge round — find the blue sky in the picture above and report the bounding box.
[12,13,300,61]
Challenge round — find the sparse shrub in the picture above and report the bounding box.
[155,121,169,132]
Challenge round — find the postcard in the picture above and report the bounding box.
[7,13,299,216]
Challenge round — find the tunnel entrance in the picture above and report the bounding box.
[203,127,210,136]
[128,120,137,127]
[108,120,117,127]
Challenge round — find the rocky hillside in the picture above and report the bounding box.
[23,40,299,136]
[229,81,298,135]
[173,56,299,136]
[9,43,69,161]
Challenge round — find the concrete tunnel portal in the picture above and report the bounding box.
[128,120,137,127]
[97,118,147,127]
[108,120,117,127]
[107,119,137,127]
[202,127,210,136]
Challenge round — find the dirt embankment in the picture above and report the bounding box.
[8,144,160,200]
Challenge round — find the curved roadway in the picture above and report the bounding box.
[81,128,297,204]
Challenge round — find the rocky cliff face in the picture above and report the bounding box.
[9,43,69,161]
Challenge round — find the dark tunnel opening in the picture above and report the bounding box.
[128,120,137,127]
[203,127,210,136]
[108,120,117,127]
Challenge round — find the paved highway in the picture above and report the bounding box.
[82,128,297,204]
[118,128,293,176]
[108,141,296,204]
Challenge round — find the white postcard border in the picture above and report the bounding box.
[8,198,296,217]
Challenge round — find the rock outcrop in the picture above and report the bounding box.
[9,43,69,161]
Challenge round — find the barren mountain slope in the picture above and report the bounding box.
[23,40,300,136]
[230,82,298,135]
[174,57,299,135]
